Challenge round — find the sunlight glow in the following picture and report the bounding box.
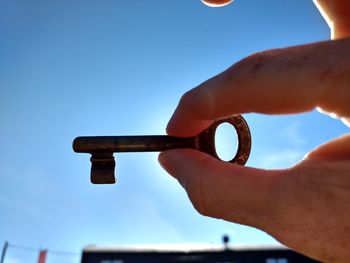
[312,0,334,38]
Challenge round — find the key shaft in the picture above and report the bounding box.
[73,135,197,153]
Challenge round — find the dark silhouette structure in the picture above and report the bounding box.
[81,244,320,263]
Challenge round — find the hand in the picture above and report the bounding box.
[159,1,350,262]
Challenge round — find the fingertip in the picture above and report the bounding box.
[201,0,234,7]
[159,149,203,189]
[166,84,214,137]
[158,152,177,177]
[166,112,212,137]
[165,96,196,137]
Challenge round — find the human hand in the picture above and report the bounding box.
[159,1,350,262]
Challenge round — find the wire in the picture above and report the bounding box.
[8,243,79,256]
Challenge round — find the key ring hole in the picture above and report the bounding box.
[214,122,239,161]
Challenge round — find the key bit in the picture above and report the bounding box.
[73,115,251,184]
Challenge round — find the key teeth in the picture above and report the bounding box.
[90,153,116,184]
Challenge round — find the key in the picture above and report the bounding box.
[73,115,251,184]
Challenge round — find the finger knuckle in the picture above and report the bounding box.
[226,51,272,80]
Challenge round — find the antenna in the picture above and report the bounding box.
[222,234,230,250]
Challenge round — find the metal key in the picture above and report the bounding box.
[73,115,251,184]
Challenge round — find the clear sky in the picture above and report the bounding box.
[0,0,349,262]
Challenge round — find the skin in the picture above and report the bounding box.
[158,1,350,262]
[201,0,233,7]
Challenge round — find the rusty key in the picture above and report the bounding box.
[73,115,251,184]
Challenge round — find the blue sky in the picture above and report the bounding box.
[0,0,349,262]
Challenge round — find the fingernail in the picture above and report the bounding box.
[158,152,176,177]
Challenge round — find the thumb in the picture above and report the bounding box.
[158,149,285,228]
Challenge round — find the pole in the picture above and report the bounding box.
[37,249,47,263]
[0,241,9,263]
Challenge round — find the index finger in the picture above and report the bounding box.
[167,38,350,137]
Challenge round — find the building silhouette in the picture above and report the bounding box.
[81,244,320,263]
